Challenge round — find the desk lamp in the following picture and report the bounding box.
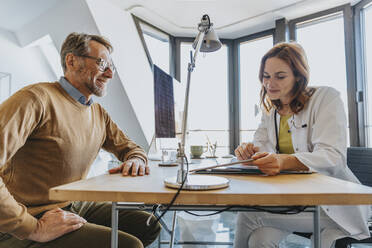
[164,14,229,190]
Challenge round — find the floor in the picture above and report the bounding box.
[149,212,372,248]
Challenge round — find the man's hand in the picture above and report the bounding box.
[252,152,284,176]
[234,143,259,164]
[108,157,150,176]
[27,208,86,243]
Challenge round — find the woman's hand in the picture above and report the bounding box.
[234,143,259,163]
[252,152,309,175]
[252,152,284,176]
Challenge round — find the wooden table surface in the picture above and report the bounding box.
[50,161,372,206]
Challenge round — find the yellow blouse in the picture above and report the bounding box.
[278,115,295,154]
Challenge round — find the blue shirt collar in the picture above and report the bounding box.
[58,77,93,106]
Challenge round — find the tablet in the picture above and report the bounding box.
[194,164,313,175]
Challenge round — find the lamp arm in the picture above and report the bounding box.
[177,30,206,184]
[190,31,205,65]
[180,30,205,147]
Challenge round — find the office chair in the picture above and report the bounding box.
[334,147,372,247]
[293,147,372,248]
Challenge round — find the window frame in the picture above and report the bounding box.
[132,15,176,78]
[354,0,372,147]
[288,4,360,146]
[234,30,275,152]
[132,1,372,151]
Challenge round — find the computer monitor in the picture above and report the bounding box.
[153,65,176,138]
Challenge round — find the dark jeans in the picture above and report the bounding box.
[0,201,161,248]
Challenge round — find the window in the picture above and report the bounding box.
[180,42,229,156]
[362,3,372,147]
[295,13,350,143]
[139,22,170,73]
[137,21,174,153]
[239,35,273,142]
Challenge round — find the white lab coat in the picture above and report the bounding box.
[252,86,371,239]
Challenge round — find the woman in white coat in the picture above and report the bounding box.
[234,42,370,248]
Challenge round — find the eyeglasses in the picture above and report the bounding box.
[78,55,116,73]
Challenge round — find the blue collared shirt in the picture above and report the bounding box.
[58,77,93,106]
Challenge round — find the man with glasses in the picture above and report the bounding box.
[0,32,160,248]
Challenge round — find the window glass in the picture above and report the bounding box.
[239,36,273,143]
[296,13,350,144]
[180,42,229,156]
[140,22,170,73]
[139,22,173,152]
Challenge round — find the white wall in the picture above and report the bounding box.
[14,0,149,149]
[86,0,155,148]
[0,28,56,93]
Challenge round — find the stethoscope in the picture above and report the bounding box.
[274,109,308,154]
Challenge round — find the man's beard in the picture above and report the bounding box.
[85,75,107,97]
[77,64,107,97]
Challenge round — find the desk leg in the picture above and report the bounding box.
[111,202,119,248]
[313,206,321,248]
[169,211,177,248]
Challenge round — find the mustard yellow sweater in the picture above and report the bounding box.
[0,82,147,239]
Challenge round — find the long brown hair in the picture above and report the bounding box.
[259,42,314,113]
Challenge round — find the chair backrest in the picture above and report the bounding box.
[347,147,372,187]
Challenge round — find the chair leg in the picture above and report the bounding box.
[335,236,372,248]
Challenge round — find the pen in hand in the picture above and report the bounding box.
[189,158,254,172]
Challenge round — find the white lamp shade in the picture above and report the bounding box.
[192,27,222,52]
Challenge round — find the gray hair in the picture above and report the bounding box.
[60,32,113,73]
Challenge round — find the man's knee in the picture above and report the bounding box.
[118,232,143,248]
[52,222,144,248]
[81,223,144,248]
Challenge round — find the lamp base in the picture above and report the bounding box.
[164,175,229,190]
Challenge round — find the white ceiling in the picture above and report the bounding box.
[0,0,59,31]
[0,0,361,38]
[110,0,361,38]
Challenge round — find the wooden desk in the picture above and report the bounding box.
[49,164,372,248]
